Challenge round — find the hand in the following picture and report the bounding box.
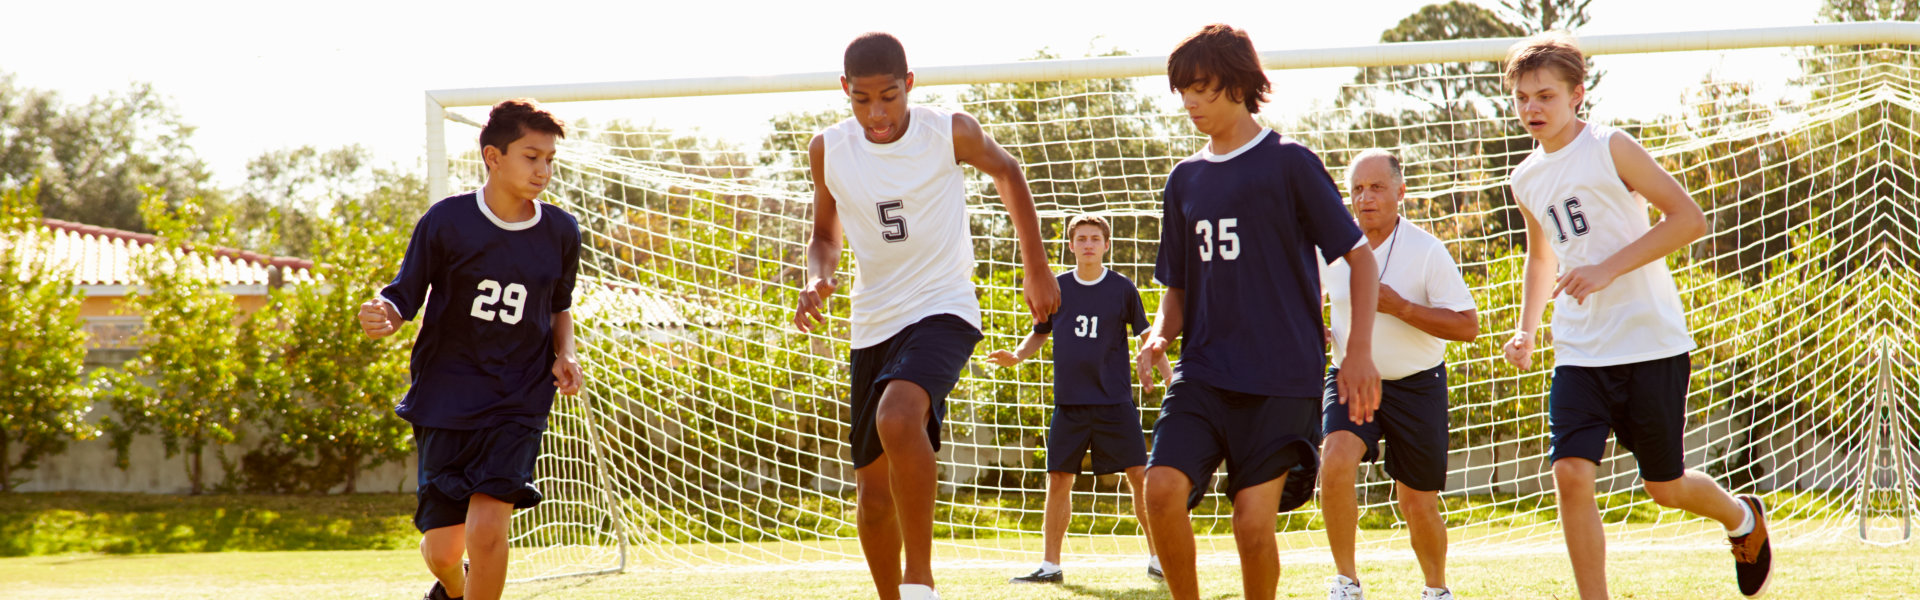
[1023,266,1061,323]
[1376,283,1408,318]
[1135,334,1172,392]
[1503,331,1535,370]
[1336,354,1382,425]
[984,349,1022,368]
[1553,264,1618,305]
[792,277,838,333]
[357,298,398,339]
[552,354,585,395]
[1323,326,1333,346]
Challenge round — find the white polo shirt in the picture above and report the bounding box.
[1321,218,1477,380]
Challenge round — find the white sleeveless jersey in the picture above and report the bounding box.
[820,105,981,349]
[1511,122,1695,367]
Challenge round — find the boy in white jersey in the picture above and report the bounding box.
[1499,33,1772,599]
[1319,150,1478,600]
[792,32,1060,600]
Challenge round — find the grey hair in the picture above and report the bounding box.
[1350,148,1404,185]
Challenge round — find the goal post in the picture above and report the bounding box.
[421,21,1920,581]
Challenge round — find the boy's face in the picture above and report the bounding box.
[1178,75,1248,137]
[1348,155,1404,232]
[483,129,558,202]
[1068,224,1109,264]
[1512,69,1585,142]
[842,73,914,144]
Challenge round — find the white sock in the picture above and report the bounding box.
[900,583,937,600]
[1727,499,1756,537]
[1147,555,1161,571]
[1038,560,1061,574]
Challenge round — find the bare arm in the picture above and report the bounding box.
[1337,246,1382,424]
[1554,133,1709,303]
[1504,204,1558,370]
[951,111,1060,322]
[1378,288,1479,342]
[1134,288,1184,392]
[985,332,1050,367]
[794,134,843,333]
[550,311,583,395]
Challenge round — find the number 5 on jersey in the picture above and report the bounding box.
[877,200,908,242]
[1195,218,1241,261]
[471,279,528,324]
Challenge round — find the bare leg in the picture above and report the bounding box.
[420,525,467,598]
[1642,469,1747,528]
[1144,466,1198,600]
[1231,475,1285,600]
[874,379,938,590]
[463,493,514,600]
[1042,471,1075,565]
[1123,465,1157,559]
[1554,458,1609,600]
[856,454,903,600]
[1318,431,1367,583]
[1396,482,1448,589]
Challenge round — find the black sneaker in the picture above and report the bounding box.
[1146,564,1165,582]
[424,561,470,600]
[1730,494,1773,597]
[1009,567,1063,584]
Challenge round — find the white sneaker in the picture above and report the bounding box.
[900,583,940,600]
[1327,574,1364,600]
[1420,587,1453,600]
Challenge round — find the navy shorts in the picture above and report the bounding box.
[1548,352,1692,483]
[848,314,983,470]
[1147,378,1321,512]
[1046,403,1149,475]
[414,422,545,533]
[1323,363,1451,492]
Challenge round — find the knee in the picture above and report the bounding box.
[1231,513,1277,551]
[1320,434,1364,474]
[874,403,925,443]
[1551,458,1595,487]
[857,484,895,517]
[1048,472,1077,490]
[1398,491,1440,523]
[421,535,464,571]
[1144,469,1190,516]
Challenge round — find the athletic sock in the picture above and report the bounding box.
[1038,560,1061,575]
[1147,555,1161,571]
[1726,499,1756,537]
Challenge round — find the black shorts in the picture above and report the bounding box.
[1323,363,1451,492]
[1147,378,1321,512]
[1046,403,1149,475]
[848,314,983,470]
[414,422,545,533]
[1548,352,1691,483]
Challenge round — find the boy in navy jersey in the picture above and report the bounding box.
[791,33,1059,600]
[357,99,584,600]
[1134,24,1382,600]
[1499,33,1771,599]
[985,214,1163,584]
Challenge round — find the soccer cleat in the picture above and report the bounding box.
[1146,563,1164,582]
[1327,574,1364,600]
[1729,494,1774,597]
[1420,587,1453,600]
[1008,566,1064,584]
[424,581,452,600]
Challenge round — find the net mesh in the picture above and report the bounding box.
[433,42,1920,579]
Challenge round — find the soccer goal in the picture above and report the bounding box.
[423,21,1920,581]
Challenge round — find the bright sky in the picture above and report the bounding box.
[1,0,1826,187]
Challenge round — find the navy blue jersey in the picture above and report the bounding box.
[379,189,581,431]
[1034,269,1151,405]
[1153,130,1364,398]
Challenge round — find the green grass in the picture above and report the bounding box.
[0,492,418,556]
[0,540,1908,599]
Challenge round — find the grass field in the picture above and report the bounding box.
[3,539,1910,599]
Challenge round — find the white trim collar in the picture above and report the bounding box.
[1072,268,1108,286]
[475,185,542,231]
[1201,128,1273,163]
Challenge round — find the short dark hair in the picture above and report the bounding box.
[480,98,566,154]
[845,32,909,80]
[1504,31,1587,91]
[1168,24,1271,113]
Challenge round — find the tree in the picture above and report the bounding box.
[0,181,94,492]
[0,73,217,232]
[95,193,248,495]
[237,172,421,493]
[223,145,396,258]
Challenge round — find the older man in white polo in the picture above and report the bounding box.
[1319,149,1479,600]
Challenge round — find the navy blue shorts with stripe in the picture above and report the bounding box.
[1548,352,1692,483]
[1046,403,1149,475]
[413,422,545,533]
[1147,378,1320,512]
[848,314,983,470]
[1323,363,1451,492]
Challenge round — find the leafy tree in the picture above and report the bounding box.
[223,145,415,258]
[0,180,94,492]
[95,193,247,495]
[0,74,216,232]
